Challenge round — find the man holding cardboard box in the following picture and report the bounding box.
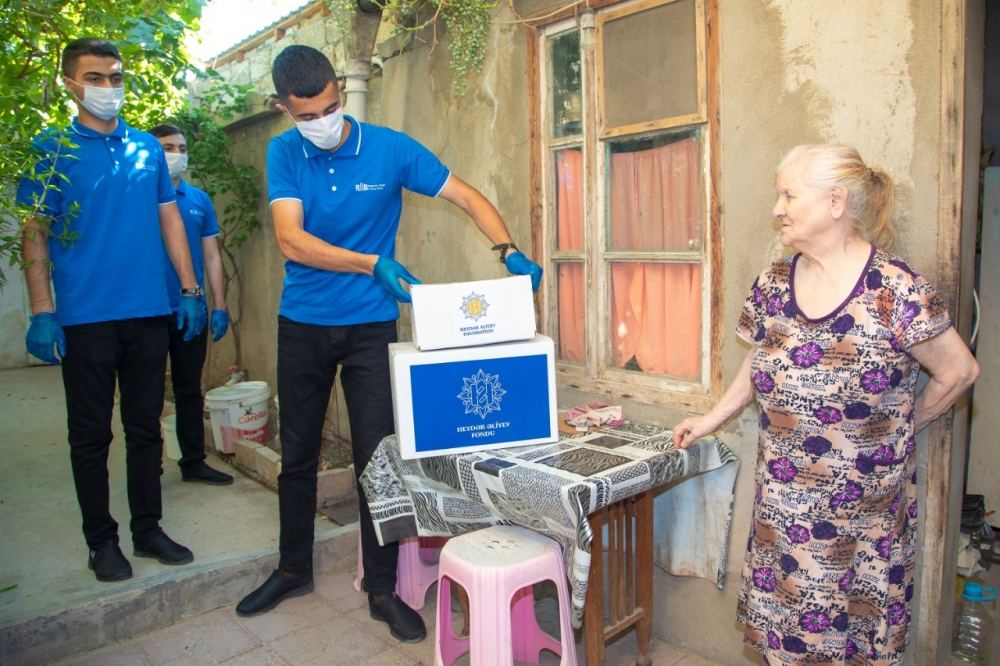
[234,45,542,643]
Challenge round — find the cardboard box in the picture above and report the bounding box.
[410,275,536,350]
[389,334,557,459]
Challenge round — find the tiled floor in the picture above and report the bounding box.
[52,569,722,666]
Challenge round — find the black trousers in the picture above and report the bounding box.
[61,316,169,549]
[167,314,209,470]
[276,316,398,593]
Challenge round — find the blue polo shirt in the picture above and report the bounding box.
[267,116,451,325]
[16,117,175,326]
[165,179,220,311]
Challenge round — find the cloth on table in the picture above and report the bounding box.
[652,439,740,587]
[360,423,739,628]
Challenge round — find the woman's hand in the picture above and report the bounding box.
[673,416,715,449]
[672,349,757,449]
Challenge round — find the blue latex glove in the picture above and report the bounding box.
[26,312,66,364]
[210,309,229,343]
[505,252,543,292]
[373,257,421,303]
[177,295,207,342]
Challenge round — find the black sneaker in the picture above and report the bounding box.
[88,542,133,582]
[181,461,234,486]
[369,593,427,643]
[133,530,194,565]
[236,569,314,616]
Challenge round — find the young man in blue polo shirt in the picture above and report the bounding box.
[150,123,234,487]
[18,38,207,583]
[235,45,543,642]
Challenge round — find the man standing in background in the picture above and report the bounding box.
[18,38,205,582]
[150,123,233,486]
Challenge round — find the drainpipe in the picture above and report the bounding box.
[344,59,372,123]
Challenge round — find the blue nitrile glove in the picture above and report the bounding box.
[505,252,543,292]
[26,312,66,364]
[210,309,229,342]
[373,256,421,303]
[177,295,207,343]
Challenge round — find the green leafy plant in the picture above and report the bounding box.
[0,0,203,286]
[329,0,500,95]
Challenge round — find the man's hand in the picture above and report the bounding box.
[26,312,66,364]
[505,252,543,292]
[210,309,229,343]
[177,295,207,342]
[373,257,421,303]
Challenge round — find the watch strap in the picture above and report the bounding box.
[491,242,519,264]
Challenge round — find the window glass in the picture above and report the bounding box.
[607,133,702,252]
[548,29,583,139]
[609,262,702,378]
[602,0,698,127]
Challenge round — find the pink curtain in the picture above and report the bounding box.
[556,149,585,362]
[608,137,702,378]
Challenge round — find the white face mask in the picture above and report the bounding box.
[68,80,125,121]
[165,152,188,178]
[294,108,344,150]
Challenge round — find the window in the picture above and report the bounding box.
[535,0,719,408]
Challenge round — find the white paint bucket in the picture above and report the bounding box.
[204,381,271,454]
[161,414,182,461]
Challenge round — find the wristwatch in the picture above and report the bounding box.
[491,242,519,264]
[180,286,204,298]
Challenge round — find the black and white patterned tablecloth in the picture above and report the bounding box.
[360,424,738,627]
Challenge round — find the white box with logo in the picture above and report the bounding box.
[389,334,558,459]
[409,275,536,351]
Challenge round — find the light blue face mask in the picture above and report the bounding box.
[294,108,345,150]
[68,79,125,121]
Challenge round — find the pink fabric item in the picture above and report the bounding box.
[608,136,702,377]
[556,149,585,363]
[354,534,447,610]
[562,402,624,431]
[434,526,577,666]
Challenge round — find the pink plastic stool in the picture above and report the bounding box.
[434,526,577,666]
[353,533,447,610]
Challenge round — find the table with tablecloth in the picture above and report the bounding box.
[359,423,739,630]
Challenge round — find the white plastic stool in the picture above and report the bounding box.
[434,525,577,666]
[354,533,446,610]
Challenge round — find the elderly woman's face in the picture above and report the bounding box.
[772,158,835,249]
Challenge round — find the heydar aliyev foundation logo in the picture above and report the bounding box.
[457,369,506,418]
[460,291,489,321]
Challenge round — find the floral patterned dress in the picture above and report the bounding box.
[735,246,951,665]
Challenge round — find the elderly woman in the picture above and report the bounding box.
[673,144,980,665]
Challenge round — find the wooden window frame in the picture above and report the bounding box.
[527,0,722,412]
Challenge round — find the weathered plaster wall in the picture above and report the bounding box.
[0,265,30,369]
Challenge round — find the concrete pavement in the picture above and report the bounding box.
[0,365,351,665]
[1,365,721,666]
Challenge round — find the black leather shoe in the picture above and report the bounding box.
[88,542,132,582]
[369,593,426,643]
[133,530,194,565]
[181,461,234,486]
[236,569,314,616]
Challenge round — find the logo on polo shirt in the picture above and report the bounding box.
[354,181,386,192]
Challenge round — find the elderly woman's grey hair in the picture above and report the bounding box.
[778,144,896,250]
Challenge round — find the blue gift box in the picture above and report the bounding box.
[389,334,557,459]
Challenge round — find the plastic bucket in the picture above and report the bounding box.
[161,414,182,461]
[204,381,271,454]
